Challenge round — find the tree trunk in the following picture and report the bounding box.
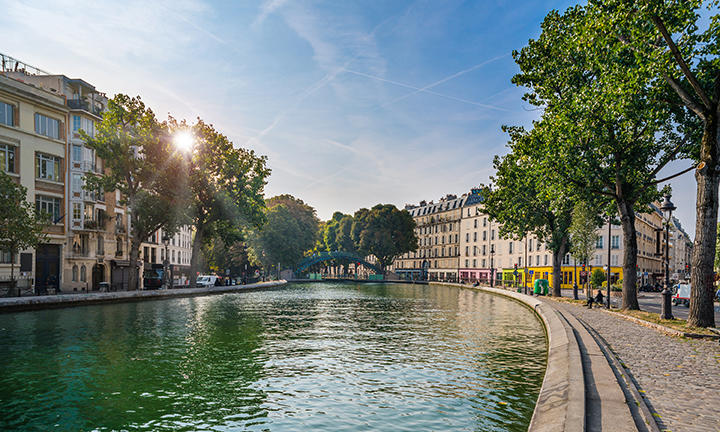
[617,199,640,310]
[551,237,568,297]
[189,226,204,288]
[128,237,141,291]
[688,115,719,328]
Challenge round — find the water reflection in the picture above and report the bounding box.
[0,282,546,431]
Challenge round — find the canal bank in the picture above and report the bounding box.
[0,280,287,313]
[431,282,655,432]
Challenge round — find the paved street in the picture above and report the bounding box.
[559,288,720,324]
[554,301,720,432]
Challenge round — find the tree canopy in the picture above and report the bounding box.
[351,204,417,270]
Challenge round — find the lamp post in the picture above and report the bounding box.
[660,193,676,320]
[606,215,612,308]
[162,232,170,290]
[490,244,495,288]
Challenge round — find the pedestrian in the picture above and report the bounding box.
[587,289,605,309]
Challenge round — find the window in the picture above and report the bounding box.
[595,255,602,265]
[80,265,86,282]
[482,245,486,255]
[483,218,487,227]
[544,255,548,266]
[492,230,496,240]
[0,144,16,173]
[465,246,469,256]
[97,236,104,255]
[73,145,83,161]
[536,255,540,265]
[473,232,477,242]
[465,233,469,242]
[0,250,15,263]
[72,265,78,281]
[0,101,15,126]
[73,115,81,132]
[36,153,61,181]
[34,113,61,140]
[72,173,83,193]
[36,195,61,221]
[563,254,570,265]
[72,202,82,221]
[172,250,176,263]
[611,235,620,249]
[611,255,619,266]
[482,231,487,241]
[116,237,124,255]
[474,259,478,267]
[529,239,533,250]
[596,237,604,249]
[509,242,514,254]
[474,219,477,228]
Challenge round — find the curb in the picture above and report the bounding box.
[0,280,288,313]
[596,308,720,340]
[430,282,585,432]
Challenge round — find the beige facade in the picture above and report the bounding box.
[394,194,466,281]
[670,217,692,281]
[0,74,68,294]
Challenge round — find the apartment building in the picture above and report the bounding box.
[140,226,193,287]
[670,217,692,281]
[394,185,681,290]
[395,194,466,282]
[0,73,68,294]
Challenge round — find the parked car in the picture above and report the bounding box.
[196,275,220,288]
[672,283,691,307]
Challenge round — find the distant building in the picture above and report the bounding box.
[395,194,466,282]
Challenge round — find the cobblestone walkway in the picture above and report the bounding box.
[554,301,720,432]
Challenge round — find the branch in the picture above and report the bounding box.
[664,74,706,118]
[649,140,688,177]
[643,164,696,188]
[652,15,712,110]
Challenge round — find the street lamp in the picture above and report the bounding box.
[490,244,495,287]
[162,232,170,290]
[660,193,676,320]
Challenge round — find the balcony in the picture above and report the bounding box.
[67,98,104,116]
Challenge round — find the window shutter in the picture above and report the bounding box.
[13,104,18,126]
[59,121,66,141]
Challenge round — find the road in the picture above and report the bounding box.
[559,288,720,324]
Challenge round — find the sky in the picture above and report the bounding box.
[0,0,698,236]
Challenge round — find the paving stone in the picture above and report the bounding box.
[554,301,720,432]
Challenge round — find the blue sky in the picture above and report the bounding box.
[0,0,697,235]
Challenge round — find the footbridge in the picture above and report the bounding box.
[295,251,384,274]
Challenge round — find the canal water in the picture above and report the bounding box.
[0,282,546,431]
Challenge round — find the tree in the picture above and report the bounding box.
[83,94,186,291]
[351,204,417,271]
[204,238,253,278]
[590,268,606,289]
[0,172,48,293]
[569,202,601,270]
[336,215,356,253]
[482,126,574,297]
[512,5,687,309]
[181,119,269,287]
[587,0,718,326]
[246,195,319,271]
[322,212,346,251]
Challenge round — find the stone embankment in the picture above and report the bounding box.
[432,282,656,432]
[0,280,287,313]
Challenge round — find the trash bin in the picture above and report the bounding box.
[534,279,549,295]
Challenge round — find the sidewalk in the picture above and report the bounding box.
[552,300,720,432]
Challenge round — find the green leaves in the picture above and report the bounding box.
[0,171,48,279]
[351,204,418,270]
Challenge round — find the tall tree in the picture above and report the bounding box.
[588,0,718,326]
[83,94,186,291]
[180,119,269,287]
[0,172,48,292]
[569,201,601,279]
[351,204,417,271]
[513,5,687,309]
[482,126,574,297]
[246,195,319,271]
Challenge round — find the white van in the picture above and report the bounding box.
[196,275,219,288]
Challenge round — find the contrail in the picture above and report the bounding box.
[380,53,510,107]
[343,68,509,111]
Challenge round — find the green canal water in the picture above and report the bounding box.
[0,282,546,431]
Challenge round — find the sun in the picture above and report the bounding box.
[173,131,194,152]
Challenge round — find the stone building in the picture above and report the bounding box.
[0,71,68,294]
[140,226,193,288]
[395,194,466,282]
